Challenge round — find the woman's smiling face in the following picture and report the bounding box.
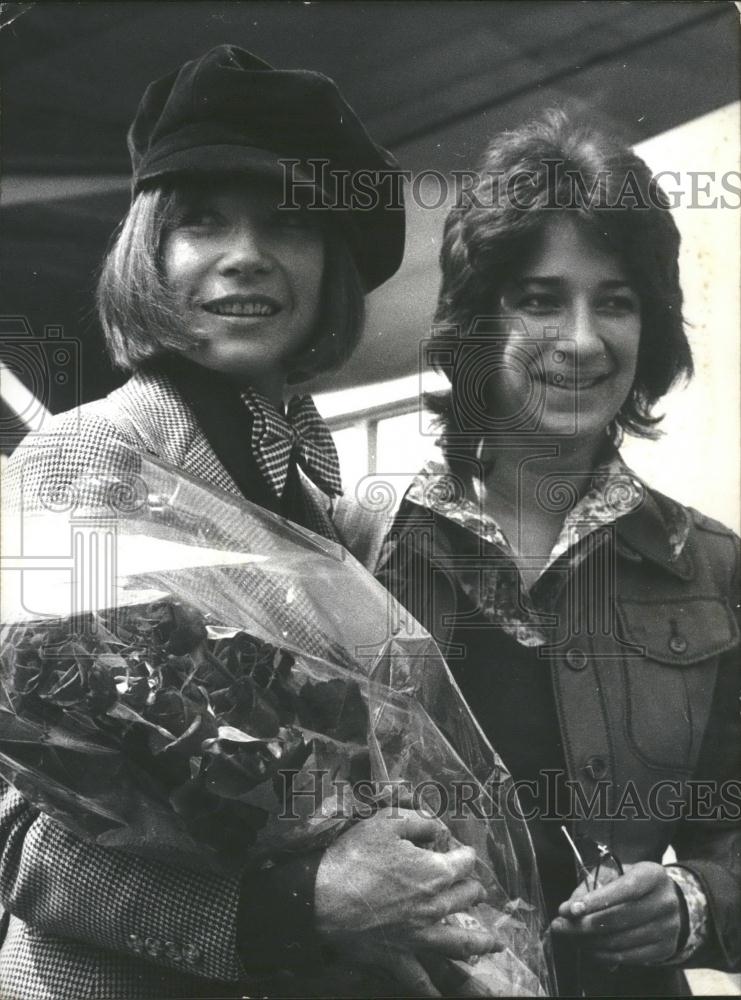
[493,215,642,443]
[162,175,325,395]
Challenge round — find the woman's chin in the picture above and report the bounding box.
[178,345,274,380]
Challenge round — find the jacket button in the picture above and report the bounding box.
[669,635,688,654]
[164,940,182,961]
[566,648,588,670]
[182,943,202,966]
[145,936,163,958]
[583,755,608,780]
[127,932,143,953]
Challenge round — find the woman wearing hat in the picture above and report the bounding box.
[0,46,495,999]
[348,110,740,996]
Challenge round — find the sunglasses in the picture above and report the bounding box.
[561,826,624,891]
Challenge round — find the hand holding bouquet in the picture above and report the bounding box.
[1,452,554,995]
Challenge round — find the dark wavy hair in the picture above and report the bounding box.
[429,109,693,442]
[97,177,365,384]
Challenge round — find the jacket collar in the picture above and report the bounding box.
[107,369,340,542]
[109,370,255,496]
[615,488,694,580]
[392,458,695,582]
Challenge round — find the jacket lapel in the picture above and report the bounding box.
[107,371,243,498]
[615,489,694,580]
[107,371,339,538]
[297,466,341,543]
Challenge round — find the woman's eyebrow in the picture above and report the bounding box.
[599,279,636,290]
[513,277,635,289]
[514,276,563,287]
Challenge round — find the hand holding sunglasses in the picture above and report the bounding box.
[550,827,685,966]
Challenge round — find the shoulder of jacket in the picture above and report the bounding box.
[34,371,199,464]
[9,394,139,461]
[647,485,738,542]
[6,374,184,483]
[104,371,195,440]
[687,505,739,543]
[652,489,740,593]
[687,507,740,593]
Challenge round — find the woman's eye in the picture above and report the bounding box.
[269,207,315,231]
[598,295,638,315]
[518,294,561,314]
[176,208,222,228]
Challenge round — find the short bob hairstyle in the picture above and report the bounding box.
[97,176,366,385]
[431,108,693,441]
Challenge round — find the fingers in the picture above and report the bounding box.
[551,871,681,966]
[552,912,666,945]
[590,924,673,955]
[552,925,678,966]
[371,809,474,882]
[417,878,486,922]
[590,940,677,967]
[413,922,500,959]
[552,900,640,937]
[557,862,660,919]
[394,839,479,899]
[399,838,478,892]
[317,809,485,948]
[558,879,590,910]
[391,954,442,997]
[397,863,486,933]
[395,808,447,846]
[433,844,478,882]
[553,891,677,939]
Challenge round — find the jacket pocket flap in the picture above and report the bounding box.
[617,597,739,665]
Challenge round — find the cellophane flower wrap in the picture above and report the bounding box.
[1,451,554,996]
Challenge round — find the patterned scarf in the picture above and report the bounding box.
[240,388,343,500]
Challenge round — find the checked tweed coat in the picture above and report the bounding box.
[0,370,341,1000]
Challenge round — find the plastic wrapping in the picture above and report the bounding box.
[1,452,554,995]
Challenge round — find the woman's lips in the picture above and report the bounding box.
[201,294,281,317]
[533,371,610,390]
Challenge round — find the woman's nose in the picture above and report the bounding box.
[217,225,273,274]
[568,301,603,351]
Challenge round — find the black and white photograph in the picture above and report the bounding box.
[0,2,739,997]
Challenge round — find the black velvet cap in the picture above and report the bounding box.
[128,44,405,291]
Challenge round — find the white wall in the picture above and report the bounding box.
[624,102,740,531]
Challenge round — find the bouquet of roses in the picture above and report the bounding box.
[1,451,554,996]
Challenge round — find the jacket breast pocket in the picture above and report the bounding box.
[616,597,739,771]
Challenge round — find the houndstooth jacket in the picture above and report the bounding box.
[0,370,341,1000]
